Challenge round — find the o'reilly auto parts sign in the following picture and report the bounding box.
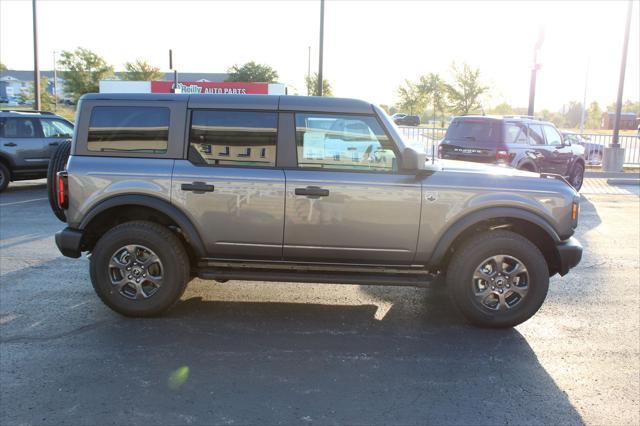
[99,80,286,95]
[151,81,268,94]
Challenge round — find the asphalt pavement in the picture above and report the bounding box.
[1,179,638,425]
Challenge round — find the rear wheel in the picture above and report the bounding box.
[446,230,549,328]
[47,141,71,221]
[0,162,9,192]
[588,150,602,165]
[569,162,585,191]
[90,221,190,317]
[517,162,536,172]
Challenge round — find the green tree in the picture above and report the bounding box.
[18,76,55,107]
[563,101,583,128]
[226,61,279,83]
[0,63,7,71]
[445,63,488,115]
[379,104,398,115]
[539,109,567,128]
[489,102,514,115]
[607,100,640,113]
[305,73,332,96]
[396,80,426,115]
[418,73,447,125]
[122,59,163,81]
[586,101,602,129]
[58,47,114,102]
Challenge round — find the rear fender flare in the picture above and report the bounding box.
[78,194,206,257]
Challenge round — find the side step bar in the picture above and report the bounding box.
[196,268,438,288]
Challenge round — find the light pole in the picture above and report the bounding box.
[579,58,589,134]
[53,50,57,112]
[527,27,545,117]
[603,0,633,172]
[317,0,325,96]
[32,0,41,110]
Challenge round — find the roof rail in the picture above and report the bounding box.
[503,115,537,120]
[0,109,55,115]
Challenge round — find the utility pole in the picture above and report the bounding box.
[32,0,41,111]
[579,58,589,134]
[603,0,633,172]
[317,0,325,96]
[169,49,178,94]
[307,46,311,78]
[53,51,57,112]
[527,27,545,116]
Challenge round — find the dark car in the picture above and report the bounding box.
[0,109,74,192]
[392,113,420,126]
[562,132,603,165]
[438,116,586,190]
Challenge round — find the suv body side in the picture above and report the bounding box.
[64,94,578,275]
[0,111,74,183]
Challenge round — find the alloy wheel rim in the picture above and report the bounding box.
[472,254,529,311]
[108,245,163,300]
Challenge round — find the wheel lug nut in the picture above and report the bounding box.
[143,274,146,277]
[499,289,503,293]
[127,275,132,279]
[491,286,495,290]
[126,267,131,271]
[136,279,140,283]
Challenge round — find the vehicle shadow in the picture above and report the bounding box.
[1,259,584,425]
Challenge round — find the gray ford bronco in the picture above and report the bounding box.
[51,93,582,327]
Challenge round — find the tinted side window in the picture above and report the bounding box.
[295,113,397,172]
[528,124,545,145]
[189,110,277,167]
[543,125,563,146]
[88,106,169,153]
[42,119,73,138]
[504,122,529,144]
[0,118,40,138]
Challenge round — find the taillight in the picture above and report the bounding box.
[57,171,68,209]
[496,150,510,162]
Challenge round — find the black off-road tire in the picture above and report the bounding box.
[90,221,190,317]
[47,140,71,221]
[569,162,585,191]
[0,162,9,192]
[446,230,549,328]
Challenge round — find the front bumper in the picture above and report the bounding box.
[55,227,83,258]
[556,237,583,276]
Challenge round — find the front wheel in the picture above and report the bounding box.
[0,162,9,192]
[90,221,190,317]
[446,230,549,328]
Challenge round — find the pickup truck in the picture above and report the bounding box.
[50,93,582,328]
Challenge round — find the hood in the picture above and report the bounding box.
[430,159,539,177]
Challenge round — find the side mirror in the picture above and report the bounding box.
[401,146,427,172]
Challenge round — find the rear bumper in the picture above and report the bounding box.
[556,237,583,276]
[55,227,83,258]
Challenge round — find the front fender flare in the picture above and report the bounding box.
[78,194,206,257]
[427,206,560,267]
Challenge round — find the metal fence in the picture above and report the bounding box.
[397,126,640,165]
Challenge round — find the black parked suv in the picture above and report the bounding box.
[392,113,420,126]
[0,110,74,191]
[439,116,586,190]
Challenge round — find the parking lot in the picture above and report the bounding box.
[1,179,638,425]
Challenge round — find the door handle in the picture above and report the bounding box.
[4,143,16,147]
[295,186,330,197]
[49,142,59,146]
[181,182,215,193]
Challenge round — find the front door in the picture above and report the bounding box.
[282,113,422,265]
[171,110,285,260]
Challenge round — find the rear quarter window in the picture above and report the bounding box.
[87,106,170,153]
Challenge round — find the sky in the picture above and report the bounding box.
[1,0,638,112]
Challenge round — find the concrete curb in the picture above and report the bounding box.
[607,178,640,186]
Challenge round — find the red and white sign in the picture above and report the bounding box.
[151,81,269,95]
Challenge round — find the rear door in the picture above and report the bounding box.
[171,109,285,260]
[40,118,74,157]
[0,117,49,169]
[282,112,422,265]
